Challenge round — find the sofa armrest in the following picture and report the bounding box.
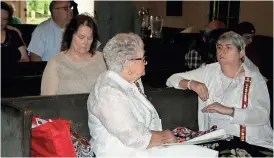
[1,102,32,157]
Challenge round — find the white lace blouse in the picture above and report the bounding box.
[167,62,273,148]
[87,71,218,157]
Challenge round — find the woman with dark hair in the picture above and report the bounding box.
[41,13,107,95]
[1,1,29,65]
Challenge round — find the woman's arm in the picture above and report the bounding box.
[10,29,29,62]
[18,46,30,62]
[172,75,209,101]
[202,80,271,126]
[41,59,59,95]
[7,25,25,45]
[231,80,271,126]
[148,130,177,148]
[166,65,207,89]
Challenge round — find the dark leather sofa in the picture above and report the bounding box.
[1,88,198,157]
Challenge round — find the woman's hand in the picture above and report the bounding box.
[19,58,30,62]
[162,130,177,144]
[148,130,177,148]
[202,102,233,116]
[189,80,209,101]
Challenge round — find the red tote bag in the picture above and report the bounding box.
[31,117,76,157]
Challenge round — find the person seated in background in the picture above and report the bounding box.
[1,1,29,65]
[235,21,261,70]
[87,33,218,157]
[8,3,22,24]
[167,31,273,148]
[185,20,226,70]
[28,0,73,61]
[41,14,107,95]
[235,22,255,47]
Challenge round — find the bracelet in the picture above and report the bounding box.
[230,107,235,117]
[187,80,192,90]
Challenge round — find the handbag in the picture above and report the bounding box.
[31,116,76,157]
[240,77,252,142]
[71,129,96,157]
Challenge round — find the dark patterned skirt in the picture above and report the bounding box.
[198,136,273,157]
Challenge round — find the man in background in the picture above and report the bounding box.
[235,21,261,69]
[28,0,73,61]
[95,1,141,46]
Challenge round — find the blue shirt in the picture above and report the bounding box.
[27,18,63,61]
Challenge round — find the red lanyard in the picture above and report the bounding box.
[240,77,252,142]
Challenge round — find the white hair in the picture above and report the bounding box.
[103,33,144,73]
[217,31,246,52]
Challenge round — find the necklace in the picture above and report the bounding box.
[214,64,243,103]
[134,80,147,98]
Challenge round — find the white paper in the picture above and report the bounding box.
[162,129,227,146]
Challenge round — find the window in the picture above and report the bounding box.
[26,0,51,24]
[74,0,94,16]
[25,0,94,25]
[209,1,240,28]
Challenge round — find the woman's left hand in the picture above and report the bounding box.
[202,102,233,116]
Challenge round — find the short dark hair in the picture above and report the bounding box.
[49,1,74,15]
[49,0,57,14]
[1,1,13,23]
[235,22,256,35]
[61,14,99,55]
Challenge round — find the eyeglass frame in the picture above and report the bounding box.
[130,56,147,63]
[53,5,73,11]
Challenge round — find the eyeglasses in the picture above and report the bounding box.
[54,5,73,11]
[131,56,147,63]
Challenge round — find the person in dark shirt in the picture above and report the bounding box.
[235,22,261,69]
[1,1,29,65]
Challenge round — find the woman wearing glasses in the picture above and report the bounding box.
[41,14,107,95]
[87,33,218,157]
[167,31,273,148]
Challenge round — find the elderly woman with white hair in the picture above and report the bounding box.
[167,31,273,148]
[87,33,218,157]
